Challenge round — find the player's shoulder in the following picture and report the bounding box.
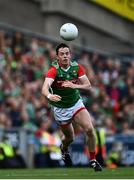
[70,60,78,66]
[46,66,57,78]
[75,62,85,70]
[77,63,86,73]
[51,60,59,69]
[48,66,57,71]
[71,60,84,67]
[47,66,57,74]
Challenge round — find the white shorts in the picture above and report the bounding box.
[51,99,85,126]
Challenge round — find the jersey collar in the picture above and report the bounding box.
[60,66,71,72]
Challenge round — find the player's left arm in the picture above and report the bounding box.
[62,64,92,90]
[62,75,92,90]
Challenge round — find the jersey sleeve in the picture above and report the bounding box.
[46,67,57,80]
[78,64,86,78]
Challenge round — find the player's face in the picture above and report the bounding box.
[57,47,71,67]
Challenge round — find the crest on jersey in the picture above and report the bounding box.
[73,70,77,76]
[59,74,63,77]
[67,74,70,78]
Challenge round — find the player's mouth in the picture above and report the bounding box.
[63,58,68,62]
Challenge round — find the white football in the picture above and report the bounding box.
[60,23,78,41]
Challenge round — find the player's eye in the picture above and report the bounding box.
[60,52,64,56]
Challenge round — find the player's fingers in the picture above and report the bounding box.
[51,95,61,101]
[54,95,62,99]
[62,83,70,87]
[52,98,61,102]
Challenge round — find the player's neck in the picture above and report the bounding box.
[59,62,70,69]
[61,64,70,69]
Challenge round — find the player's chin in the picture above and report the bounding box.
[62,59,69,63]
[62,61,68,65]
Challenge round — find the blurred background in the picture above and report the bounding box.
[0,0,134,169]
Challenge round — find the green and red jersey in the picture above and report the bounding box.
[46,60,85,108]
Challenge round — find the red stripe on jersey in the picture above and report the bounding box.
[46,67,57,80]
[78,64,86,77]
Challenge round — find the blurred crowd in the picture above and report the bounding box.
[0,29,134,137]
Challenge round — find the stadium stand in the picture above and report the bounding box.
[0,25,134,168]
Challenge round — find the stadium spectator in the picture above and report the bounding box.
[34,119,62,168]
[0,134,26,168]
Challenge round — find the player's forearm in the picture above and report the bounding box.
[42,78,54,98]
[42,81,61,101]
[42,83,51,98]
[62,80,92,90]
[74,83,92,90]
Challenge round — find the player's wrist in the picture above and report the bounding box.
[47,93,52,99]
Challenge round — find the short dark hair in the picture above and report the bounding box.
[56,43,70,55]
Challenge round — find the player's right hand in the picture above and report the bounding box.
[48,94,62,102]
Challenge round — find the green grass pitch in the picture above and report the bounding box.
[0,167,133,179]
